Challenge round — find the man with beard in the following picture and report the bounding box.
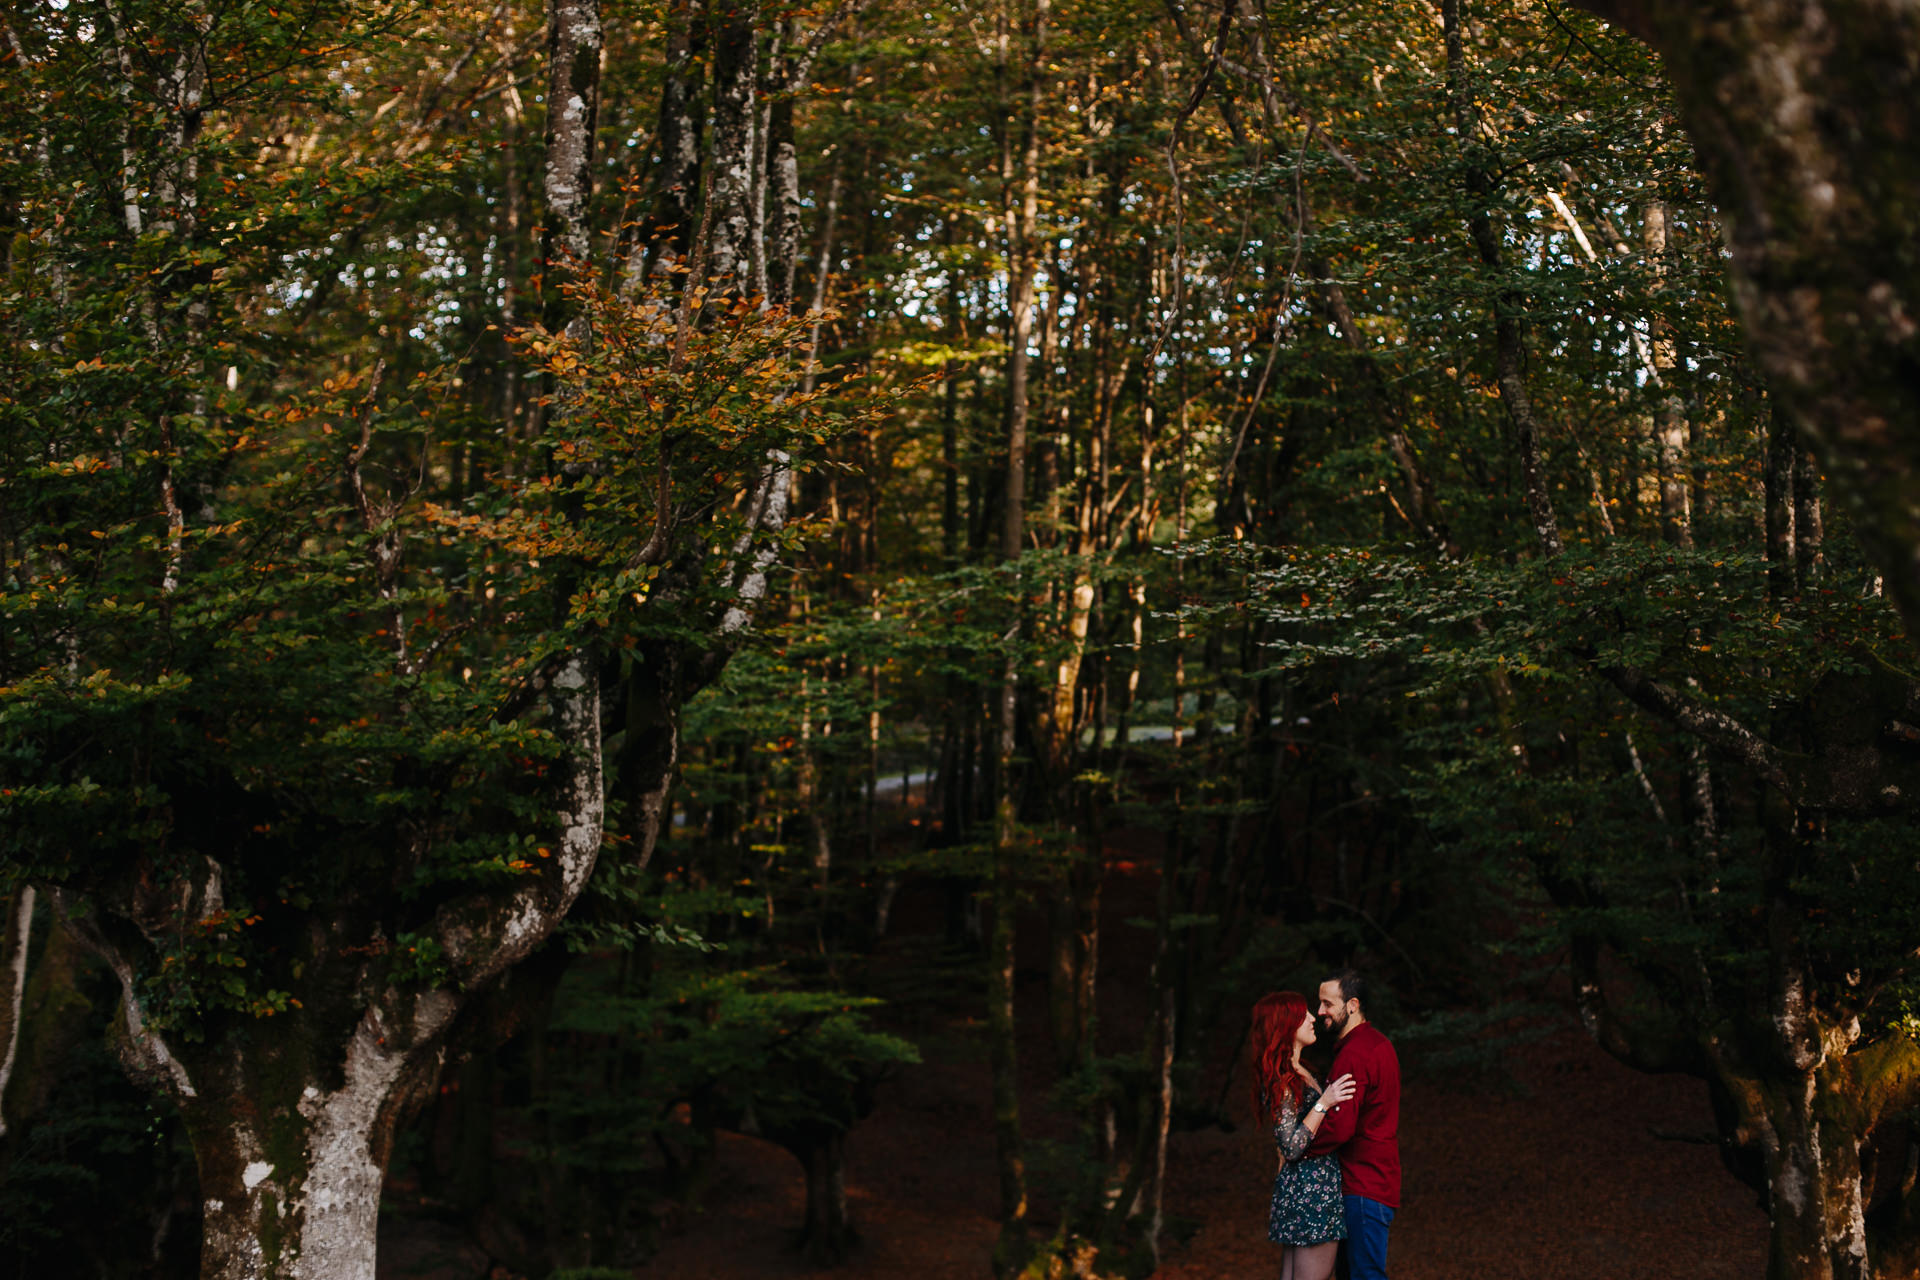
[1305,969,1401,1280]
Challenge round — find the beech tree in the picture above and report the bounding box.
[0,0,856,1274]
[1220,6,1920,1278]
[1573,0,1920,638]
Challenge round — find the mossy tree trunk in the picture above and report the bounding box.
[169,995,451,1280]
[1568,666,1920,1280]
[1448,8,1920,1262]
[1702,1014,1920,1280]
[53,645,606,1280]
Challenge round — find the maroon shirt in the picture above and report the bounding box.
[1303,1021,1401,1208]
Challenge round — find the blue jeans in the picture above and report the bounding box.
[1343,1195,1395,1280]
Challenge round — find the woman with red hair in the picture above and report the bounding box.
[1250,991,1356,1280]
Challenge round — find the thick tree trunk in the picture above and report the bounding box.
[1575,0,1920,630]
[72,7,615,1265]
[765,23,803,308]
[68,642,603,1279]
[799,1132,855,1264]
[184,1000,452,1280]
[705,0,758,292]
[1707,1029,1920,1280]
[541,0,603,275]
[0,905,87,1136]
[1766,1078,1869,1280]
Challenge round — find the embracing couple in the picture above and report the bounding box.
[1251,970,1400,1280]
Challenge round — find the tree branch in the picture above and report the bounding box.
[1598,662,1796,797]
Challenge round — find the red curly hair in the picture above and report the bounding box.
[1249,991,1312,1122]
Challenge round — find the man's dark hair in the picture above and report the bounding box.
[1326,968,1368,1013]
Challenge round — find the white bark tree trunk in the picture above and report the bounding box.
[188,995,453,1280]
[69,6,615,1272]
[1644,199,1694,548]
[0,885,32,1137]
[705,0,759,292]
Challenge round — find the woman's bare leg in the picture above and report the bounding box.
[1278,1245,1298,1280]
[1290,1241,1339,1280]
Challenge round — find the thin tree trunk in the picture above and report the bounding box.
[101,0,145,237]
[748,26,774,300]
[1134,422,1191,1263]
[987,0,1045,1262]
[765,19,804,306]
[1795,447,1825,585]
[0,886,32,1138]
[632,0,704,283]
[1445,0,1562,557]
[1645,200,1693,549]
[1765,399,1799,600]
[1641,198,1720,892]
[1227,24,1446,557]
[799,1133,855,1263]
[766,115,802,308]
[625,647,682,869]
[942,220,965,568]
[986,793,1028,1270]
[987,410,1030,1263]
[495,40,529,461]
[798,664,835,888]
[1322,266,1447,552]
[1042,412,1099,1064]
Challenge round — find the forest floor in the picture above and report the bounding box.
[634,1021,1767,1280]
[631,873,1768,1280]
[380,856,1769,1280]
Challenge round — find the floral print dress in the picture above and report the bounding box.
[1266,1084,1347,1246]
